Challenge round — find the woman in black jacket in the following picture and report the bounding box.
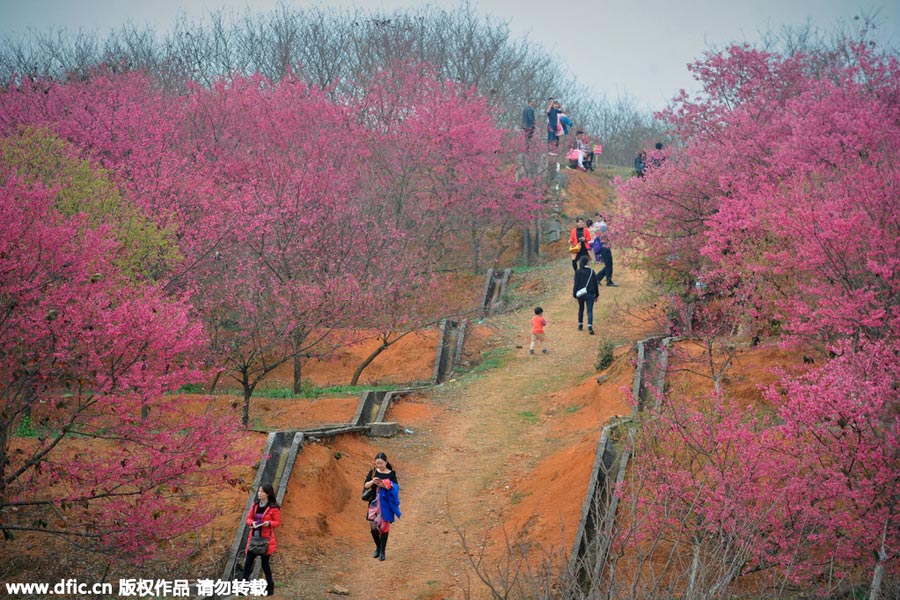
[572,255,600,334]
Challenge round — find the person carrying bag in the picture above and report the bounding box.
[242,483,281,596]
[573,255,600,334]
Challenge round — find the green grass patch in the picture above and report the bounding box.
[470,347,512,374]
[512,262,546,274]
[518,410,540,424]
[301,383,398,398]
[597,163,634,180]
[215,382,399,399]
[14,415,39,438]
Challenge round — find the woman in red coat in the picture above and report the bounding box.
[242,483,281,596]
[569,217,593,272]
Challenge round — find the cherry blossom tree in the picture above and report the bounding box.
[0,176,242,561]
[350,63,542,274]
[1,63,541,429]
[613,38,900,596]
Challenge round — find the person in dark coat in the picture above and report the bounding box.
[572,255,600,334]
[634,150,646,177]
[522,98,536,144]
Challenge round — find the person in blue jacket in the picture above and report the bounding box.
[362,452,401,561]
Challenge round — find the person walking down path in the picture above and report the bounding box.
[242,483,281,597]
[529,306,549,354]
[569,217,592,272]
[573,256,600,334]
[363,452,401,561]
[591,214,617,287]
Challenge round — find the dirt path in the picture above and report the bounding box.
[375,262,639,600]
[277,254,650,600]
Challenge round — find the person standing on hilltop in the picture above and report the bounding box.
[546,98,560,155]
[363,452,401,561]
[557,104,573,138]
[522,98,536,145]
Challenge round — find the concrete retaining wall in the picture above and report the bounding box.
[432,319,467,384]
[221,431,304,583]
[568,336,671,594]
[480,268,512,317]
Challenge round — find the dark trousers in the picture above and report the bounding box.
[577,295,596,327]
[243,552,274,595]
[547,127,559,150]
[597,248,613,283]
[572,249,589,271]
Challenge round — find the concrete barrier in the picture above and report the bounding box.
[221,430,303,583]
[568,336,671,593]
[432,319,467,384]
[479,268,512,317]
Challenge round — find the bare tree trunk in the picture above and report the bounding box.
[291,328,305,394]
[292,353,303,395]
[241,370,255,428]
[686,538,701,600]
[869,517,889,600]
[208,370,222,394]
[470,226,481,273]
[521,224,531,265]
[349,343,389,387]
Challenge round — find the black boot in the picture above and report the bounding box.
[370,529,381,558]
[378,533,389,561]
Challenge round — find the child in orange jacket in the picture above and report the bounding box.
[530,307,549,354]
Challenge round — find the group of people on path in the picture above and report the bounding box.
[242,452,402,595]
[522,98,600,167]
[569,215,616,333]
[529,214,617,354]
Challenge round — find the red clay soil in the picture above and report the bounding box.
[605,340,814,597]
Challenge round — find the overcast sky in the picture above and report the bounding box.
[2,0,899,110]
